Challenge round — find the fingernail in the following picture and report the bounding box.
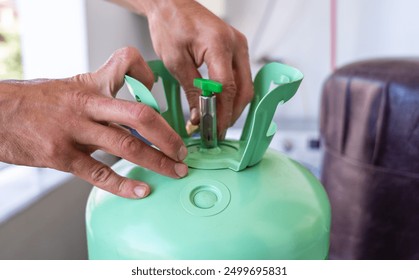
[177,145,188,161]
[174,163,188,178]
[134,185,148,198]
[190,108,199,124]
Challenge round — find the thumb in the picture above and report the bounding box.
[94,47,155,96]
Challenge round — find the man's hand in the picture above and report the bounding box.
[109,0,254,138]
[0,47,188,199]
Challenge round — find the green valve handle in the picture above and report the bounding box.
[193,78,222,97]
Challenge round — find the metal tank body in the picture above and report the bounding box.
[85,61,331,259]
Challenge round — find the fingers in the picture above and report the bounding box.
[94,47,155,95]
[68,151,151,199]
[205,32,253,138]
[77,123,188,179]
[165,54,202,125]
[231,34,254,123]
[165,43,252,139]
[205,48,236,138]
[84,97,187,163]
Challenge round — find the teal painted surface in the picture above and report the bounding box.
[85,61,330,259]
[86,149,330,259]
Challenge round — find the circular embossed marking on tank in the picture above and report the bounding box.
[180,180,231,216]
[193,188,218,209]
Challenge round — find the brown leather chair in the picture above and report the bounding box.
[320,59,419,259]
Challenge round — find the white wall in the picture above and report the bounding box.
[226,0,419,123]
[85,0,156,71]
[226,0,331,123]
[85,0,157,101]
[337,0,419,66]
[17,0,88,79]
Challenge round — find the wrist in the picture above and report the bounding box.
[118,0,194,17]
[0,81,24,126]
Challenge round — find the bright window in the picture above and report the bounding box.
[0,0,22,79]
[0,0,87,224]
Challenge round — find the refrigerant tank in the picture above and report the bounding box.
[85,61,331,259]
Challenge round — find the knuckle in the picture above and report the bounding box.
[243,89,254,104]
[166,132,181,148]
[115,46,139,62]
[113,178,127,196]
[224,81,237,92]
[142,70,155,90]
[184,88,201,100]
[222,81,238,101]
[131,103,158,124]
[71,73,94,87]
[70,89,94,111]
[119,134,141,155]
[90,165,113,184]
[157,155,171,171]
[66,155,84,174]
[214,40,233,54]
[163,53,185,73]
[214,27,233,41]
[235,31,249,49]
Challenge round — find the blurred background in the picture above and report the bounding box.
[1,0,419,259]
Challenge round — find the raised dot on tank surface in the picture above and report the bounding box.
[193,189,218,209]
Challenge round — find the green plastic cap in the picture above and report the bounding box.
[193,78,222,97]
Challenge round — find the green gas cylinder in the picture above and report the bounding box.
[85,61,331,259]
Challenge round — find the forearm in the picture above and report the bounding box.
[0,80,28,128]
